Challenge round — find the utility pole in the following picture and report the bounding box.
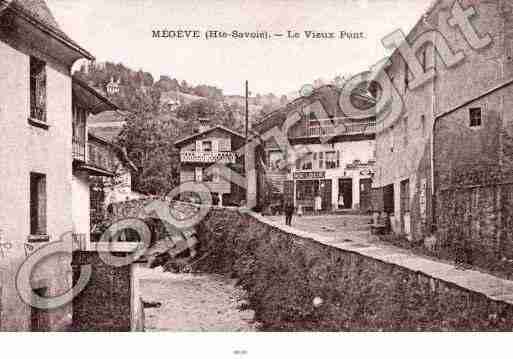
[245,80,249,144]
[244,80,256,208]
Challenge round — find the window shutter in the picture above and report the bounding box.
[196,140,202,152]
[212,139,218,153]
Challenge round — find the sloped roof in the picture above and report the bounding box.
[174,125,245,147]
[7,0,93,59]
[252,84,376,135]
[13,0,60,31]
[89,110,130,124]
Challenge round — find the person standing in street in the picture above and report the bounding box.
[284,200,295,226]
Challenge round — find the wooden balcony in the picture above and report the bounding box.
[88,142,114,173]
[73,137,86,162]
[73,139,116,177]
[293,118,377,139]
[180,151,237,164]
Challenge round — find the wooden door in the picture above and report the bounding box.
[359,178,372,212]
[339,178,353,209]
[320,179,332,211]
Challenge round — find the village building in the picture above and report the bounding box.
[252,85,376,213]
[433,79,513,267]
[0,0,139,330]
[0,0,96,330]
[87,132,141,232]
[106,76,120,96]
[371,0,513,253]
[72,77,120,248]
[174,120,246,207]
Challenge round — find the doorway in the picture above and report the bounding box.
[383,184,395,214]
[338,178,353,209]
[320,179,332,212]
[359,178,372,212]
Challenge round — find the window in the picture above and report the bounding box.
[319,152,324,169]
[390,126,395,152]
[507,38,513,61]
[30,173,47,236]
[72,106,87,160]
[421,115,426,136]
[400,179,410,213]
[421,48,427,72]
[469,107,482,127]
[202,141,212,152]
[301,153,313,170]
[30,57,46,123]
[194,167,203,182]
[325,151,338,169]
[404,61,409,91]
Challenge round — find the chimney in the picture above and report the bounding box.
[198,117,211,133]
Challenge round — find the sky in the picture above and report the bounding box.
[47,0,429,96]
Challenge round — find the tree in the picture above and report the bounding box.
[117,109,181,195]
[175,99,239,131]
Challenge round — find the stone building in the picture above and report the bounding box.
[174,121,246,206]
[433,79,513,267]
[371,0,513,244]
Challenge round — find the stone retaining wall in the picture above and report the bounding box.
[194,207,513,331]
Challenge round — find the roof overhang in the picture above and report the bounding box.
[73,160,115,177]
[0,1,94,67]
[174,126,245,147]
[72,77,118,114]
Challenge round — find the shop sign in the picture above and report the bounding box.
[293,171,326,180]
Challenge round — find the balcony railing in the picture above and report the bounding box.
[180,151,236,164]
[73,137,86,162]
[88,142,113,171]
[295,119,376,139]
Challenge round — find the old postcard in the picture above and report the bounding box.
[0,0,512,357]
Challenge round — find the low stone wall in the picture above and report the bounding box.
[194,207,513,331]
[71,251,144,332]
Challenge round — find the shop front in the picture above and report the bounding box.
[290,165,374,213]
[293,171,332,212]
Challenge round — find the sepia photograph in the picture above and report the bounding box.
[1,0,513,356]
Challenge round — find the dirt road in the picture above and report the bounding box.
[138,267,257,331]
